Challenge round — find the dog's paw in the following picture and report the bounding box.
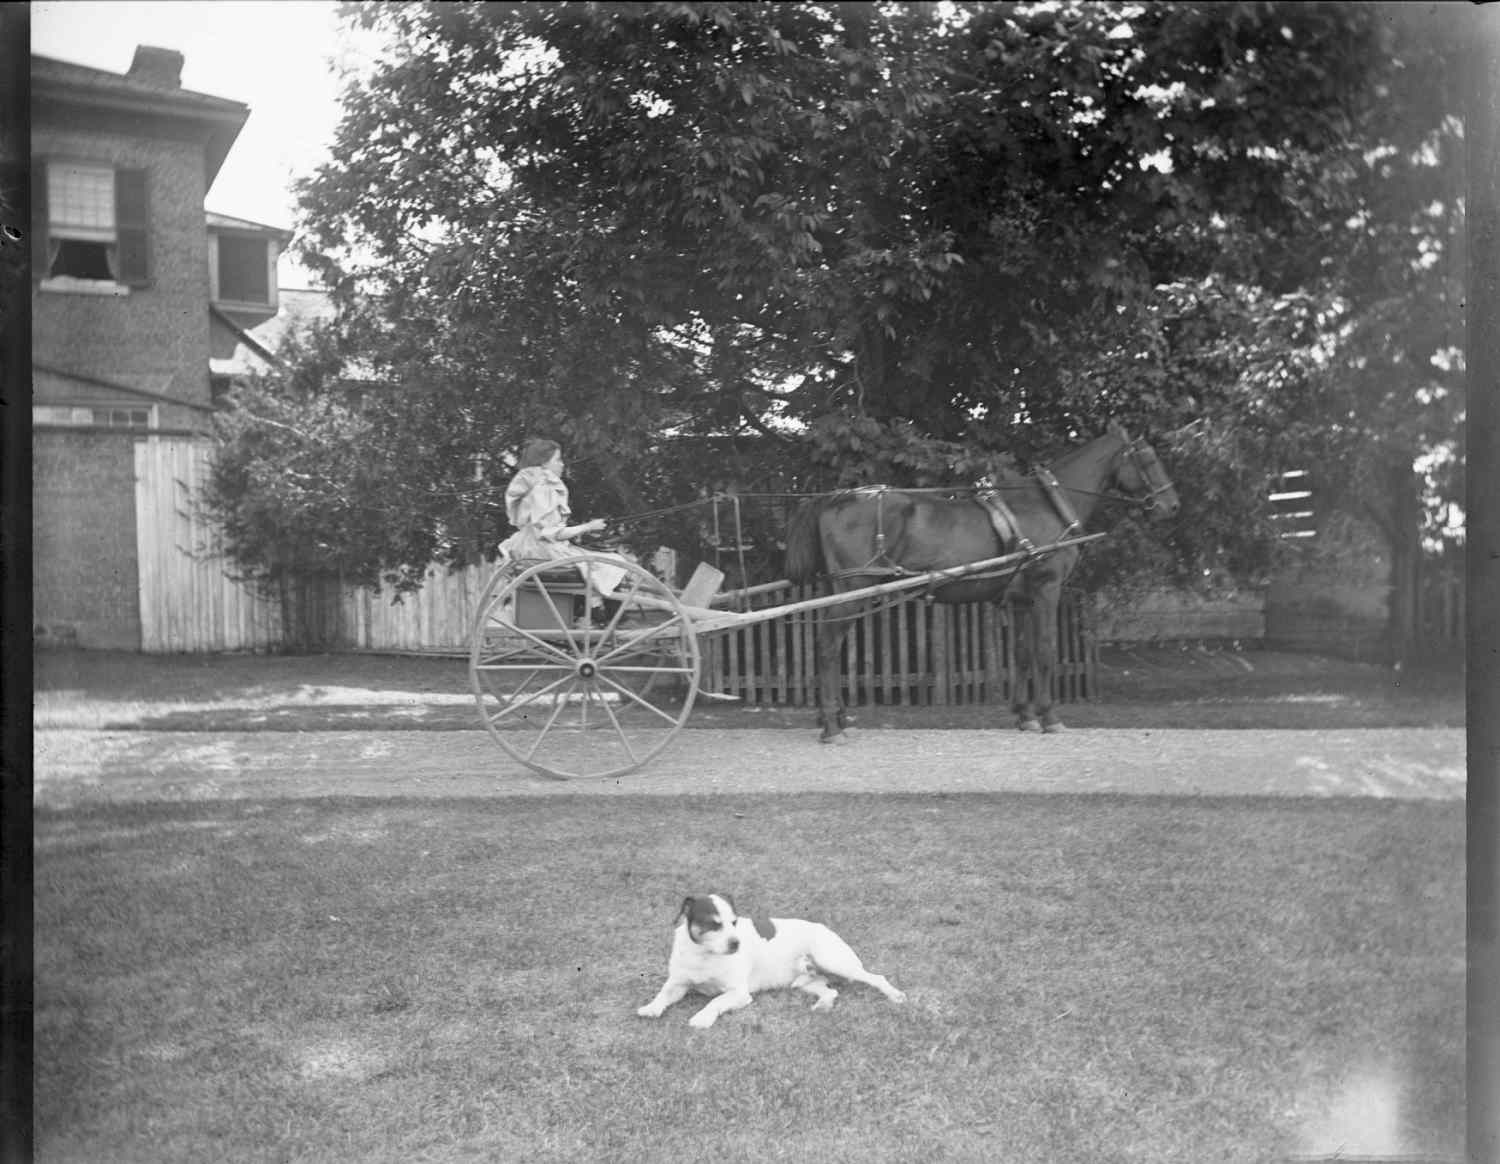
[636,1005,663,1018]
[687,1011,719,1029]
[810,991,840,1012]
[888,988,908,1004]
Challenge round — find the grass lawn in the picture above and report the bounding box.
[32,643,1465,731]
[34,793,1465,1163]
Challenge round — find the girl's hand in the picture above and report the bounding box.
[586,518,608,534]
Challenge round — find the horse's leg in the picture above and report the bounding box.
[1010,595,1043,732]
[1033,580,1066,733]
[814,608,856,744]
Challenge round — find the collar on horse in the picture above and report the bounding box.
[975,466,1081,552]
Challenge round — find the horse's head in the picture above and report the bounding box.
[1106,422,1180,519]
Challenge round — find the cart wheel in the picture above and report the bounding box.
[470,553,702,779]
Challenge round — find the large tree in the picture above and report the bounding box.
[213,0,1466,652]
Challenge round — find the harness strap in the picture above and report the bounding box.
[825,487,925,582]
[1035,467,1082,538]
[974,488,1034,552]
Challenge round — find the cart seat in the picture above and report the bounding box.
[509,559,591,589]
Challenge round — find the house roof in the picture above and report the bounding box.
[211,288,377,384]
[35,361,215,411]
[208,210,294,243]
[210,305,282,370]
[248,287,338,352]
[32,50,249,183]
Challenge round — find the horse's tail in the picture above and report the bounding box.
[785,498,829,584]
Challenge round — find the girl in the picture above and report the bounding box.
[498,438,628,604]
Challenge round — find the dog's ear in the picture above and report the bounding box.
[675,896,694,925]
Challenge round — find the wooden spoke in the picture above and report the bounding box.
[595,671,685,728]
[469,554,702,780]
[486,670,575,726]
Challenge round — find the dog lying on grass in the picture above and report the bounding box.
[636,893,907,1029]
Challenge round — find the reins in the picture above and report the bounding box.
[582,435,1173,597]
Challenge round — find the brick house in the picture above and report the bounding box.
[32,46,288,648]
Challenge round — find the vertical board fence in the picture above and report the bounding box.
[134,437,282,652]
[337,563,490,652]
[699,581,1098,707]
[133,436,491,654]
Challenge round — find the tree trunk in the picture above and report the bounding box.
[277,575,304,653]
[277,571,339,652]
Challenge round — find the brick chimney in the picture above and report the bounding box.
[127,45,184,88]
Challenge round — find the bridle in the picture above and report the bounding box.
[1113,437,1176,511]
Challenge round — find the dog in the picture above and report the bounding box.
[636,894,907,1029]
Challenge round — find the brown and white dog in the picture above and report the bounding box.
[636,894,907,1029]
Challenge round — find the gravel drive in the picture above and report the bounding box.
[33,726,1465,809]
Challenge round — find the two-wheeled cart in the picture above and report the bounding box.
[469,534,1104,780]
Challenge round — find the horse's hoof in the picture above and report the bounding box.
[1017,719,1043,733]
[820,733,850,746]
[1042,721,1067,734]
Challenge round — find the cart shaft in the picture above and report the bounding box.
[690,532,1105,634]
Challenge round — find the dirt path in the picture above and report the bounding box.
[33,726,1465,809]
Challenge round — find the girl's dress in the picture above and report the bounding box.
[498,466,628,596]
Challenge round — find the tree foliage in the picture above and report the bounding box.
[213,0,1467,636]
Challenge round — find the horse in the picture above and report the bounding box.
[784,421,1180,743]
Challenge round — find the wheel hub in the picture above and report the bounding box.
[576,658,598,680]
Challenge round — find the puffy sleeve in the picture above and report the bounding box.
[505,468,571,538]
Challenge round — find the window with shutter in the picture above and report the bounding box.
[35,160,150,289]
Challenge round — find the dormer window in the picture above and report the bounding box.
[207,212,288,330]
[211,231,275,309]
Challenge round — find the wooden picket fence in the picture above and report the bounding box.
[700,580,1098,707]
[317,566,1098,708]
[302,566,1096,707]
